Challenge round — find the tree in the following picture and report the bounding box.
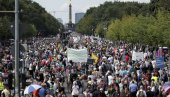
[76,1,149,35]
[0,17,10,40]
[0,0,63,39]
[20,23,37,39]
[106,11,170,48]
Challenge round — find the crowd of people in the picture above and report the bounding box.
[0,34,170,97]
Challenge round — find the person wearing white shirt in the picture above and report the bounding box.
[108,74,113,85]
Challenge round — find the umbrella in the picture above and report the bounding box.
[165,82,170,85]
[24,84,42,94]
[164,82,170,89]
[164,82,170,94]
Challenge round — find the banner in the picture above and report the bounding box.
[156,57,165,68]
[67,48,88,62]
[132,51,144,61]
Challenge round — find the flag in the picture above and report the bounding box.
[91,53,98,65]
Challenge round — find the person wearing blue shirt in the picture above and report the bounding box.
[129,81,138,97]
[39,83,47,97]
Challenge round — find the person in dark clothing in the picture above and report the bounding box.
[99,88,107,97]
[7,71,13,90]
[142,65,147,74]
[76,78,82,89]
[92,88,100,97]
[70,73,78,84]
[39,73,44,82]
[146,86,154,97]
[21,73,26,89]
[148,62,153,72]
[161,70,168,82]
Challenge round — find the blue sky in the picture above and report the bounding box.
[33,0,150,24]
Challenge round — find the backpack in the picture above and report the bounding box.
[137,90,145,97]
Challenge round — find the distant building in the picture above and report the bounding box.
[75,13,85,24]
[57,18,63,24]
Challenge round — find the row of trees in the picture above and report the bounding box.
[106,11,170,47]
[76,0,170,47]
[0,0,63,41]
[76,1,149,35]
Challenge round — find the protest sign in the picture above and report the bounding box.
[67,48,88,62]
[132,51,144,61]
[156,57,165,68]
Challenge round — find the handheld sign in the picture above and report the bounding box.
[156,57,165,68]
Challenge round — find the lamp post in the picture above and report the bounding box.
[0,0,20,96]
[15,0,20,96]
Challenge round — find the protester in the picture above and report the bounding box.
[71,81,79,97]
[39,83,47,97]
[136,85,147,97]
[1,84,10,97]
[0,77,4,96]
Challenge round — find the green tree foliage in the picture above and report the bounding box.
[95,22,105,38]
[76,1,149,36]
[20,23,37,39]
[149,0,170,15]
[106,11,170,47]
[77,0,170,47]
[20,0,63,36]
[0,0,63,40]
[75,7,98,35]
[0,16,11,41]
[95,21,109,38]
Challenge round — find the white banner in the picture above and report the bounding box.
[67,48,88,62]
[132,51,144,61]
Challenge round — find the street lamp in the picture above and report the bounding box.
[0,0,20,96]
[14,0,20,96]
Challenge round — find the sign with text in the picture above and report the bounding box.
[67,48,88,63]
[132,51,144,61]
[156,57,165,68]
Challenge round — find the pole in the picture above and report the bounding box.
[15,0,20,96]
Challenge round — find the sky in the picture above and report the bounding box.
[33,0,150,24]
